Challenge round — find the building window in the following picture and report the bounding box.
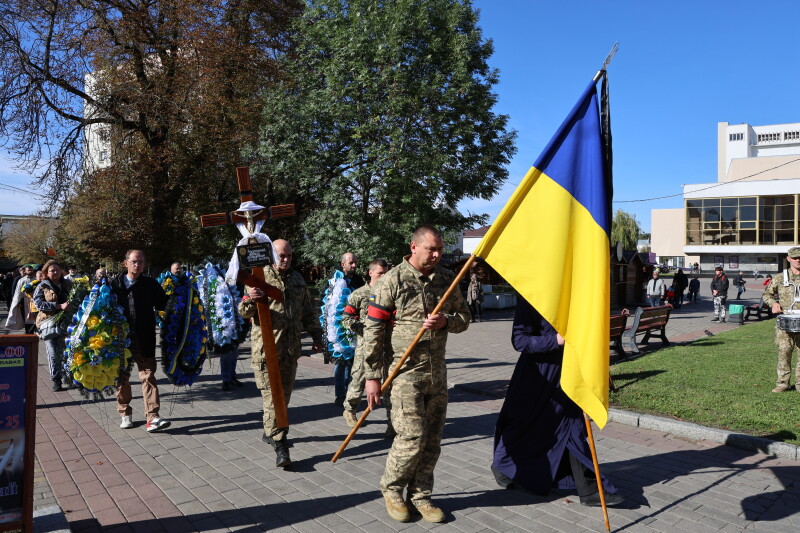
[785,131,800,141]
[757,132,780,143]
[729,133,743,141]
[685,196,761,246]
[99,150,108,162]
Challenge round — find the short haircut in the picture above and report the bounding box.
[125,249,145,260]
[412,225,442,242]
[171,262,181,267]
[368,258,388,270]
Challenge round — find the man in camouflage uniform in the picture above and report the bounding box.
[342,258,390,428]
[239,239,324,467]
[763,246,800,393]
[362,226,470,523]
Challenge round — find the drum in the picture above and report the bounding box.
[777,312,800,332]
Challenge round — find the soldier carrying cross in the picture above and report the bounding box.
[202,168,324,468]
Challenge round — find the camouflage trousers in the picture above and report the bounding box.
[344,350,393,413]
[774,327,800,387]
[252,350,298,441]
[713,295,727,319]
[380,376,447,501]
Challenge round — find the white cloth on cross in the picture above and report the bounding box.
[225,202,280,285]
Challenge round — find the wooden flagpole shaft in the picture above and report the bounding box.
[331,254,478,463]
[584,413,611,532]
[252,267,289,429]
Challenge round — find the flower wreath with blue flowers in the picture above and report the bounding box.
[158,272,209,386]
[63,281,133,399]
[319,270,355,361]
[196,262,243,348]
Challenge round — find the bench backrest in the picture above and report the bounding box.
[610,314,628,337]
[636,305,671,331]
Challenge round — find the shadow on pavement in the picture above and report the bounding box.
[604,444,800,530]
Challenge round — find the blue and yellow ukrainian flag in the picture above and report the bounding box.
[473,79,612,427]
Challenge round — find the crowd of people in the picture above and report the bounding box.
[1,225,627,523]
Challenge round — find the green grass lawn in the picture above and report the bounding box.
[610,319,800,444]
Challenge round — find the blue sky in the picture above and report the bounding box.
[3,0,800,232]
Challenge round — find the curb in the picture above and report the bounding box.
[451,383,800,463]
[609,408,800,461]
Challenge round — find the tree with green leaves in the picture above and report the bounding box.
[611,209,642,250]
[1,218,58,265]
[253,0,516,265]
[0,0,301,266]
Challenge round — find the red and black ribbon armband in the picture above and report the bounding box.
[367,303,392,322]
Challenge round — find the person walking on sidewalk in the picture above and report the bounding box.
[673,268,688,308]
[33,260,73,392]
[341,258,390,429]
[646,271,665,307]
[491,298,624,507]
[688,275,700,303]
[238,239,324,469]
[362,226,470,524]
[763,246,800,393]
[734,271,747,299]
[110,250,170,433]
[711,266,729,322]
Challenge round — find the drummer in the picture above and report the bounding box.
[763,246,800,393]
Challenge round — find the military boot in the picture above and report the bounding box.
[343,409,358,427]
[407,498,445,523]
[383,492,410,522]
[262,434,291,468]
[274,439,291,469]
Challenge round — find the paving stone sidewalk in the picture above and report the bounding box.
[9,280,800,532]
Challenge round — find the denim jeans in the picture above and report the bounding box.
[333,359,353,400]
[648,296,661,307]
[217,344,238,382]
[45,335,66,382]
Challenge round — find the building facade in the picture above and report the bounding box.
[655,121,800,273]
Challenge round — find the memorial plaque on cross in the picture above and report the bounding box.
[200,167,296,428]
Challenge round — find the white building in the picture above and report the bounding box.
[653,121,800,273]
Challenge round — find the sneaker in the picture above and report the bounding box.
[711,317,719,322]
[51,381,63,392]
[407,499,445,523]
[383,492,410,522]
[231,377,244,387]
[772,384,792,393]
[343,410,358,427]
[145,417,171,433]
[119,415,133,429]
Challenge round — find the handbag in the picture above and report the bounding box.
[37,316,64,341]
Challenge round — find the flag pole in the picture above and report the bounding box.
[331,253,478,462]
[584,413,611,532]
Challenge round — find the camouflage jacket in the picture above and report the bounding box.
[343,283,392,362]
[362,257,470,383]
[763,270,800,312]
[239,266,324,362]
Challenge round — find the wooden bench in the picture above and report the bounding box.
[621,305,672,354]
[610,312,629,356]
[745,297,774,321]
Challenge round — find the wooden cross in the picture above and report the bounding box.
[200,167,295,429]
